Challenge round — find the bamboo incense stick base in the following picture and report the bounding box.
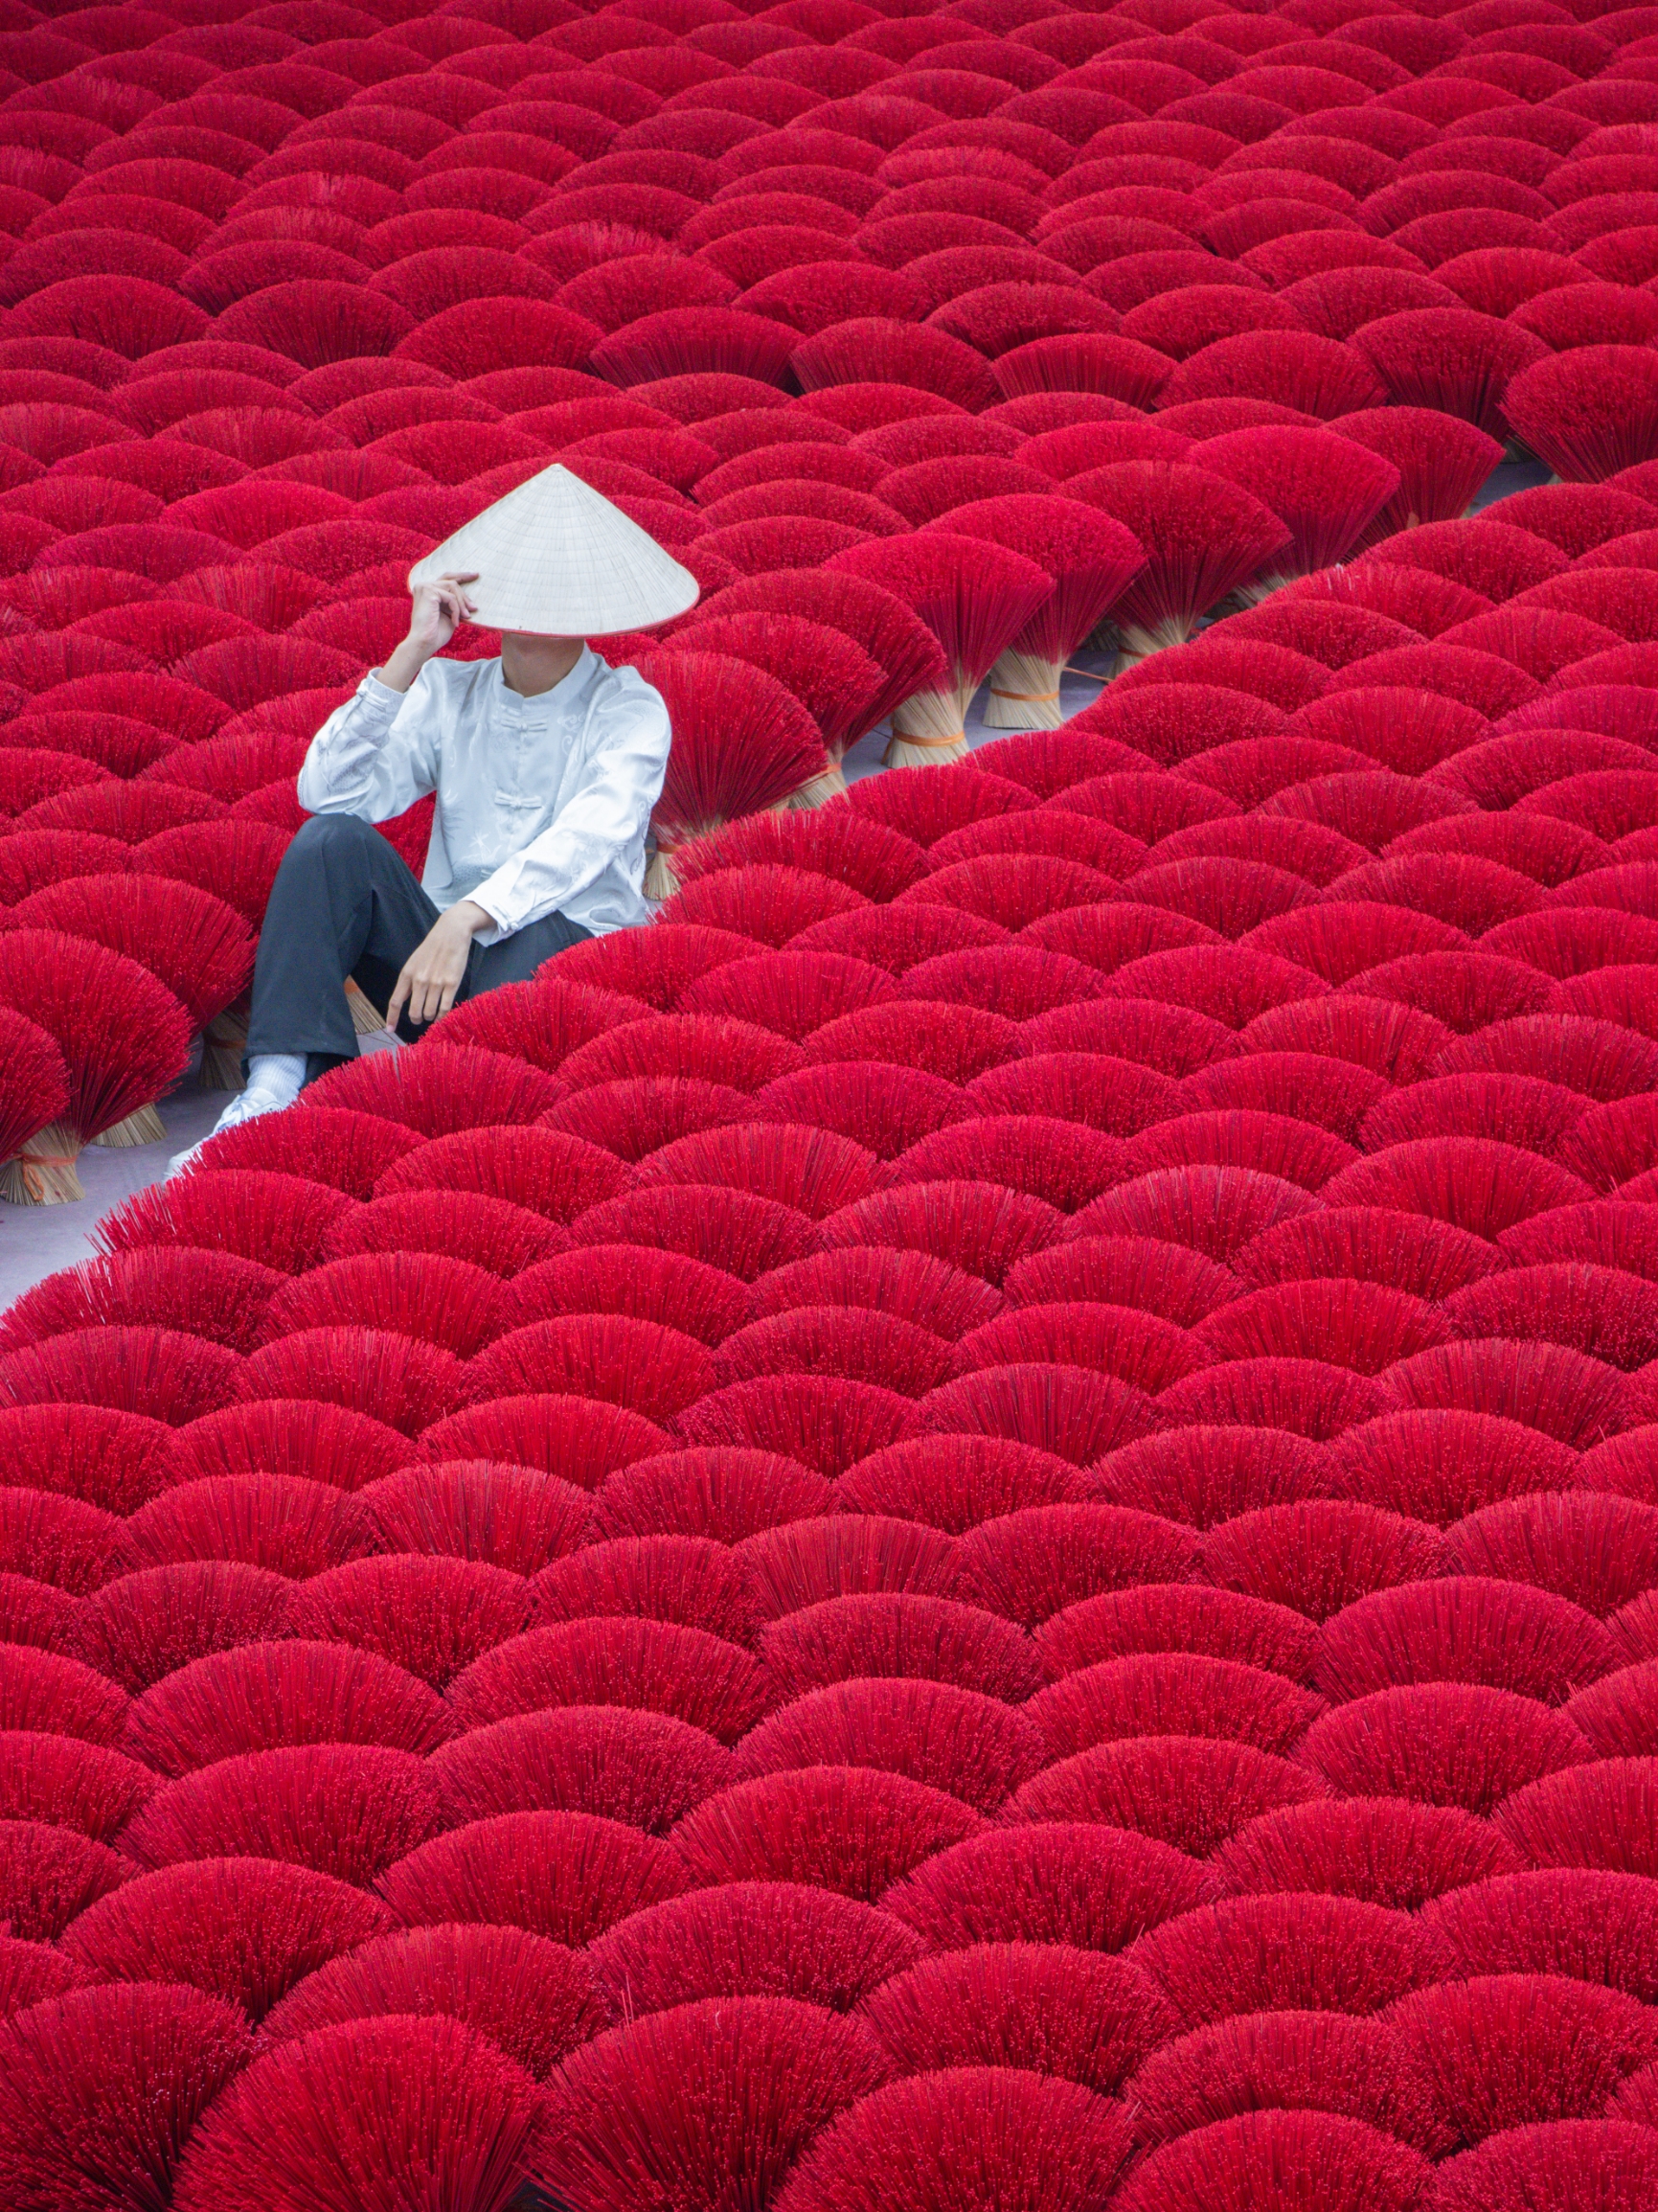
[790,763,850,807]
[200,1001,249,1092]
[983,650,1064,729]
[888,686,969,768]
[346,980,385,1036]
[91,1105,167,1149]
[0,1121,85,1204]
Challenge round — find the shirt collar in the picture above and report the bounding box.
[494,645,594,715]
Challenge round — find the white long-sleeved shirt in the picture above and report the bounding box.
[296,648,671,943]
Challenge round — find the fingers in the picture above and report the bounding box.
[387,916,470,1034]
[388,963,459,1031]
[418,972,458,1025]
[434,574,478,622]
[413,577,478,635]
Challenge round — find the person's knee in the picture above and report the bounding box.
[284,813,377,879]
[290,812,375,858]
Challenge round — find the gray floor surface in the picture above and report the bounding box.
[0,463,1552,1308]
[0,1087,235,1309]
[0,1028,402,1308]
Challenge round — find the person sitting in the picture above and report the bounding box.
[171,465,697,1175]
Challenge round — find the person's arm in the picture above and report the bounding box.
[381,666,667,1033]
[465,671,671,946]
[383,895,491,1031]
[380,574,476,696]
[295,576,474,823]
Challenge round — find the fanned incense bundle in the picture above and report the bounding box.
[4,10,1658,2210]
[922,494,1145,730]
[825,533,1052,765]
[634,650,829,894]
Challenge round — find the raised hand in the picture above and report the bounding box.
[380,573,479,693]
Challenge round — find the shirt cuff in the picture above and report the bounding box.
[466,875,513,946]
[359,673,407,717]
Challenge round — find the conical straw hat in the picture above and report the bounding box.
[407,463,700,636]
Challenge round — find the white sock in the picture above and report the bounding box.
[245,1053,307,1108]
[174,1055,309,1178]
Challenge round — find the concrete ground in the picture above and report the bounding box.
[0,1027,403,1309]
[0,462,1553,1309]
[0,1087,235,1308]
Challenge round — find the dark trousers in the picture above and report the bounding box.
[246,812,591,1077]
